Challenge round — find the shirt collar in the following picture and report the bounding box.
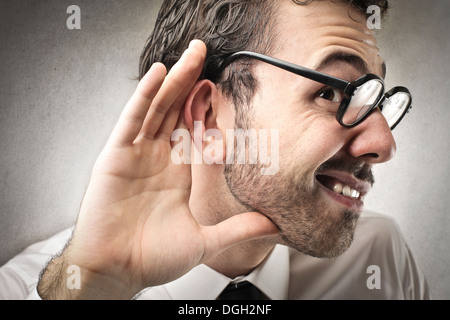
[164,244,290,300]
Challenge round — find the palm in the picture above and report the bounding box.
[81,137,202,286]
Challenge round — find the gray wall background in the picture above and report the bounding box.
[0,0,449,299]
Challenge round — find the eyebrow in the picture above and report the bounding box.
[314,51,386,79]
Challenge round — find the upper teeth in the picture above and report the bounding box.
[332,183,360,199]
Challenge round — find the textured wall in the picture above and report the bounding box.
[0,0,449,299]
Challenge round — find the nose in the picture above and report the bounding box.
[345,109,397,163]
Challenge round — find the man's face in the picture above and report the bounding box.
[224,0,396,258]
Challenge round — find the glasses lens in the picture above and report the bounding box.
[381,92,411,129]
[342,79,384,126]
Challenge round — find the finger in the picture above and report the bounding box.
[140,40,207,140]
[200,212,279,262]
[109,63,167,146]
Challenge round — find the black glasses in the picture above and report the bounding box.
[220,51,412,130]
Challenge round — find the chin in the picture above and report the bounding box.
[277,207,360,259]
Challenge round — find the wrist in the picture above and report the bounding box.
[37,249,139,300]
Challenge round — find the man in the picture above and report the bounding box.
[0,0,430,299]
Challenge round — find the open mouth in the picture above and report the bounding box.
[316,174,362,200]
[314,169,372,211]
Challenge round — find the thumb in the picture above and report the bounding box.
[200,212,279,262]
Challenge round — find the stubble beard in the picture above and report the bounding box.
[224,159,360,259]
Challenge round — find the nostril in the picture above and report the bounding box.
[364,153,379,159]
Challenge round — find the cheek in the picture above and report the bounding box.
[278,116,345,177]
[250,85,346,175]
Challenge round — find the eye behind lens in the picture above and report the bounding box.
[341,79,384,126]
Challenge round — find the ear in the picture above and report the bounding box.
[184,80,227,163]
[184,79,217,129]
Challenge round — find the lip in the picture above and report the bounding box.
[315,170,372,211]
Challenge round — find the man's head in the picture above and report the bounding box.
[141,0,397,258]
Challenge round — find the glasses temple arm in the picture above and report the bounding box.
[221,51,350,92]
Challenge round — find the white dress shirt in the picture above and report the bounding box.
[0,211,430,300]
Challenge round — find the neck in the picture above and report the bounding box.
[205,239,277,279]
[190,164,277,278]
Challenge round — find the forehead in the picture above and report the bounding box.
[273,0,384,77]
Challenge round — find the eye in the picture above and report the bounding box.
[318,87,343,103]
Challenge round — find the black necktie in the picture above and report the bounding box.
[217,281,265,300]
